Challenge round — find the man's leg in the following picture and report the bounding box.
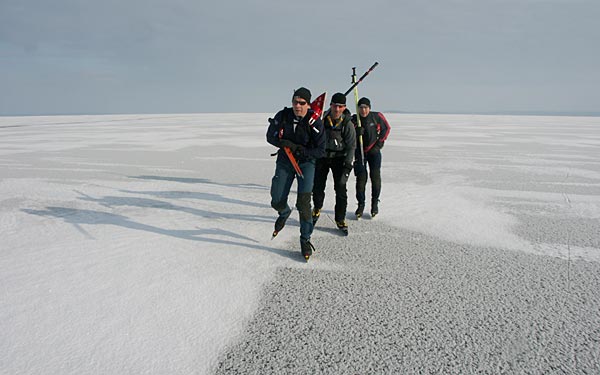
[368,151,383,217]
[311,159,329,224]
[270,161,295,230]
[354,160,368,217]
[296,160,316,243]
[332,158,348,223]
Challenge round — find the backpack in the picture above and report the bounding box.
[323,109,351,154]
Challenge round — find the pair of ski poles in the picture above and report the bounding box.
[345,62,379,166]
[284,61,379,177]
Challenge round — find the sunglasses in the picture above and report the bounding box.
[293,100,308,106]
[331,103,346,108]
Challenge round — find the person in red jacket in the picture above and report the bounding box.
[351,97,391,218]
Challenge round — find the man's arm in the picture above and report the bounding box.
[301,118,326,160]
[266,110,285,148]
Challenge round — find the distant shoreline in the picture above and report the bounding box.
[1,111,599,118]
[383,110,600,117]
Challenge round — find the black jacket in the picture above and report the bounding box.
[352,111,391,155]
[321,108,356,168]
[267,107,326,163]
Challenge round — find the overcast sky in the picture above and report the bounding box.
[1,0,599,116]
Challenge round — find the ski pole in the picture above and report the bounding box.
[352,67,366,165]
[343,62,379,97]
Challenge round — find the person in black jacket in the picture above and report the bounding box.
[311,92,356,234]
[266,87,326,258]
[352,97,391,218]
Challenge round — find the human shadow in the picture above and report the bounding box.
[22,207,302,261]
[315,226,347,236]
[76,191,274,224]
[118,189,270,210]
[130,175,268,191]
[313,211,349,236]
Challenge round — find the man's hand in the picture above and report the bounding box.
[339,163,353,185]
[281,139,304,157]
[280,139,298,151]
[339,170,350,185]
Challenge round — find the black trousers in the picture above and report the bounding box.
[354,149,382,205]
[312,157,348,222]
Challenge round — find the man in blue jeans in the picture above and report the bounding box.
[266,87,325,259]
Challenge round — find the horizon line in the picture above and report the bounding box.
[1,110,599,118]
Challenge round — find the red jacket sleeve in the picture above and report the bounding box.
[376,112,391,142]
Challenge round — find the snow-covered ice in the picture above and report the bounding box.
[1,113,599,373]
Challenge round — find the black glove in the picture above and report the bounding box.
[339,163,352,185]
[356,127,364,136]
[339,170,350,185]
[280,139,299,152]
[293,145,305,157]
[371,141,384,152]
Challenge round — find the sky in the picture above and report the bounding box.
[1,0,599,116]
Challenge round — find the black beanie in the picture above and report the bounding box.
[292,87,311,103]
[330,92,346,105]
[358,97,371,108]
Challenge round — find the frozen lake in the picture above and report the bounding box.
[1,113,599,373]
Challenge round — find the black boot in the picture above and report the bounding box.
[272,210,291,237]
[312,208,321,225]
[371,199,379,218]
[336,220,349,236]
[355,203,365,219]
[301,239,315,260]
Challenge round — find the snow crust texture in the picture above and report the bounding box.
[216,220,600,374]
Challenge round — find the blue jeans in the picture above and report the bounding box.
[270,159,316,241]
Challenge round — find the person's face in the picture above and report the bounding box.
[292,96,309,117]
[359,104,370,117]
[330,103,346,120]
